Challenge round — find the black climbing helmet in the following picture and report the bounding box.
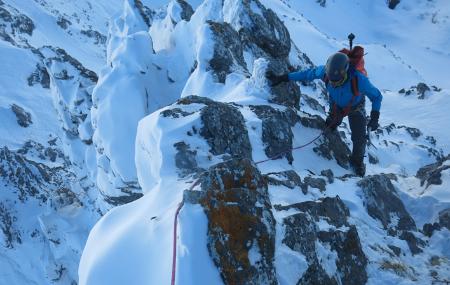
[325,52,349,82]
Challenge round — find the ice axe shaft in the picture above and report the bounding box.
[348,33,355,50]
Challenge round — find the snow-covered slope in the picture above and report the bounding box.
[1,0,450,284]
[79,1,450,285]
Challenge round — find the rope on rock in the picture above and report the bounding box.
[170,130,325,285]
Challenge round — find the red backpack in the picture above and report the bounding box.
[324,37,367,118]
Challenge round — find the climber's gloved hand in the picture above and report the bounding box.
[367,110,380,131]
[266,71,289,87]
[325,113,342,131]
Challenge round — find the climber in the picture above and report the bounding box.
[266,52,382,177]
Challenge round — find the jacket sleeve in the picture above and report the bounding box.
[357,73,383,112]
[288,66,326,82]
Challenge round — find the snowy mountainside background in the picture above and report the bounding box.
[0,0,449,284]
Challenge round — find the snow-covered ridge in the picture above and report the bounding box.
[79,0,450,285]
[0,0,449,284]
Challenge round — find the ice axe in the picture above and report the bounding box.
[366,125,378,150]
[348,33,355,50]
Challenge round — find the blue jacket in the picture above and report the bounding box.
[288,65,382,112]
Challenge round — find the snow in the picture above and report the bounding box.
[1,0,449,284]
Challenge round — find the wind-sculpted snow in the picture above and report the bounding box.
[80,0,450,284]
[1,0,448,284]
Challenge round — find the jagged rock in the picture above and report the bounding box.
[174,141,198,176]
[160,107,194,118]
[280,197,367,284]
[42,47,98,82]
[388,0,401,9]
[56,16,71,29]
[303,176,327,193]
[80,29,107,45]
[176,0,194,22]
[236,0,291,59]
[0,202,22,248]
[400,126,422,139]
[416,155,450,188]
[358,174,416,235]
[266,62,301,109]
[199,98,252,159]
[388,245,402,256]
[250,105,294,163]
[27,63,50,88]
[265,170,304,193]
[299,115,351,168]
[11,104,32,127]
[317,226,368,285]
[199,158,277,285]
[104,192,144,206]
[399,231,424,255]
[276,196,349,228]
[316,0,326,7]
[422,222,441,237]
[134,0,153,27]
[0,141,72,202]
[320,169,334,183]
[207,21,247,83]
[416,83,430,99]
[401,83,434,99]
[439,208,450,230]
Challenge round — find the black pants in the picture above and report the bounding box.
[348,108,367,164]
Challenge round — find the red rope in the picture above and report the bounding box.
[170,130,324,284]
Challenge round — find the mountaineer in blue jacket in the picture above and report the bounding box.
[266,52,382,177]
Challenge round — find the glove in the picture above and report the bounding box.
[325,113,342,131]
[266,71,289,87]
[367,110,380,131]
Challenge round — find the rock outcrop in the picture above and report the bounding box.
[276,196,368,284]
[199,158,277,285]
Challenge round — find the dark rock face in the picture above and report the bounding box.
[358,174,416,234]
[266,170,303,191]
[250,105,295,163]
[300,115,351,168]
[27,63,50,88]
[208,21,247,83]
[200,100,252,159]
[399,231,424,255]
[134,0,153,27]
[416,155,450,188]
[0,141,72,202]
[80,29,107,45]
[199,158,277,285]
[176,0,194,22]
[303,176,327,192]
[0,4,35,36]
[42,47,98,82]
[56,16,71,29]
[11,104,32,127]
[388,0,401,9]
[279,197,368,284]
[174,141,198,176]
[0,202,22,248]
[276,196,350,228]
[321,169,334,183]
[439,208,450,230]
[237,0,291,59]
[399,83,439,99]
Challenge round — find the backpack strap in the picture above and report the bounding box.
[328,73,360,119]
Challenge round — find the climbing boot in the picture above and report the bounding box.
[350,157,366,177]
